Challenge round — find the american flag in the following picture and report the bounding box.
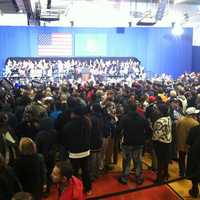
[38,33,72,56]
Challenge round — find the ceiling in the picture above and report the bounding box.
[1,0,200,13]
[0,0,18,13]
[0,0,200,27]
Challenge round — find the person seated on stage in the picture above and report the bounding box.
[51,161,85,200]
[12,192,33,200]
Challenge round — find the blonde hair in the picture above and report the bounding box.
[19,137,37,155]
[12,192,33,200]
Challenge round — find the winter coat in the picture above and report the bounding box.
[14,153,47,200]
[186,125,200,182]
[176,116,199,152]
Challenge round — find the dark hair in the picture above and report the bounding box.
[158,103,169,116]
[67,97,78,108]
[55,161,73,179]
[12,192,33,200]
[0,112,8,125]
[72,105,85,116]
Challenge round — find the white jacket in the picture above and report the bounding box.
[152,116,172,143]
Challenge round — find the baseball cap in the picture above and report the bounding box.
[148,96,156,103]
[186,107,200,115]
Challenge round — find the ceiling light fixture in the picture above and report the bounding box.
[173,0,186,4]
[171,22,184,36]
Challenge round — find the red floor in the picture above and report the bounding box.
[104,185,180,200]
[45,170,164,200]
[45,183,180,200]
[44,167,184,200]
[44,156,186,200]
[89,170,156,198]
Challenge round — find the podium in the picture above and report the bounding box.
[81,68,90,82]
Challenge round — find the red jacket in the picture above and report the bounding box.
[58,176,85,200]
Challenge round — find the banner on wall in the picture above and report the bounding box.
[75,33,107,56]
[38,33,72,56]
[193,26,200,46]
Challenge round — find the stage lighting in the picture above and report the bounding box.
[171,22,184,36]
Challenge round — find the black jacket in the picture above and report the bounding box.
[14,154,47,200]
[186,125,200,182]
[90,112,104,151]
[117,111,149,146]
[15,120,40,140]
[62,116,91,154]
[0,167,22,200]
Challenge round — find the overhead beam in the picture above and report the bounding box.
[15,0,26,11]
[155,0,168,21]
[23,0,33,15]
[23,0,39,25]
[47,0,51,9]
[174,0,200,4]
[12,0,19,12]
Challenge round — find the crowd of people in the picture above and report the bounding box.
[4,58,144,84]
[0,71,200,200]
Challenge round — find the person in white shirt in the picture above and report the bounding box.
[152,103,172,184]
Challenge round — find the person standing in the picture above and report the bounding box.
[0,154,22,200]
[152,103,172,184]
[117,104,149,185]
[176,107,199,177]
[14,138,47,200]
[61,105,92,195]
[89,104,104,181]
[186,124,200,198]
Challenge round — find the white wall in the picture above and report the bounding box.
[193,25,200,46]
[0,14,27,26]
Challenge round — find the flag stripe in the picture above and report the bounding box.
[38,46,72,50]
[40,52,71,56]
